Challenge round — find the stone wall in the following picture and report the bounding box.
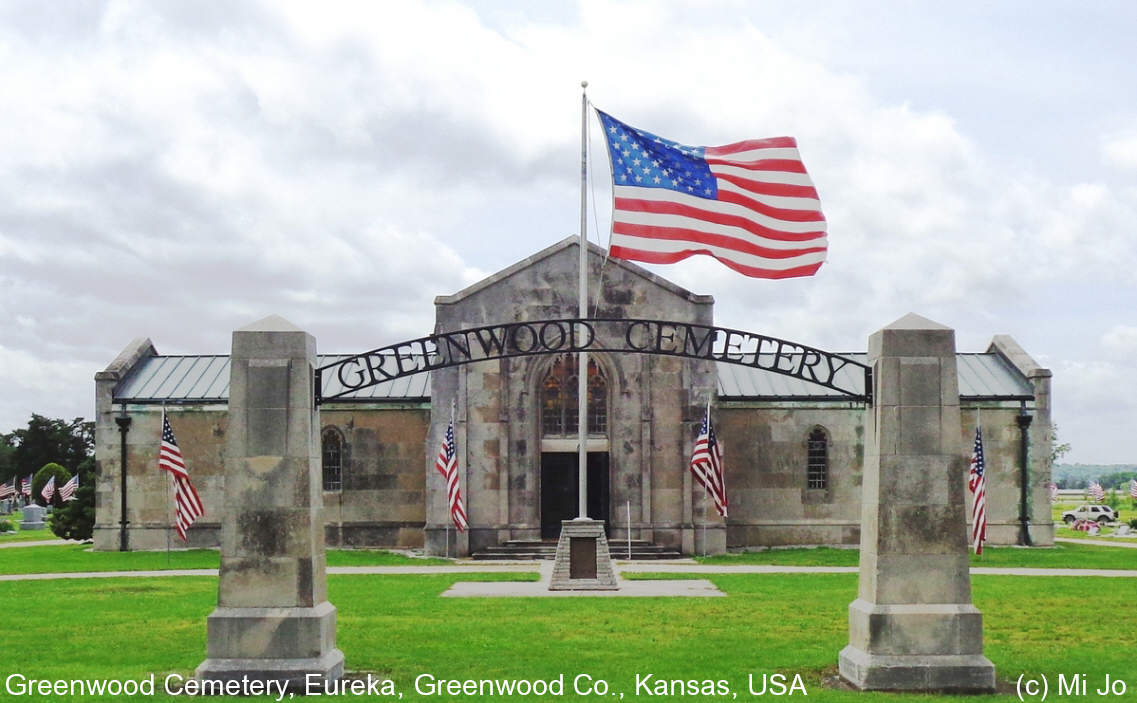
[320,404,429,548]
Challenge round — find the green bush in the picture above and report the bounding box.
[0,519,13,533]
[32,462,72,508]
[1129,518,1137,530]
[50,457,94,541]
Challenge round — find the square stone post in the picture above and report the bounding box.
[839,313,995,692]
[196,315,344,689]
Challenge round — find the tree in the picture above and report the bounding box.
[1050,422,1071,464]
[51,457,95,541]
[7,415,93,483]
[32,462,72,508]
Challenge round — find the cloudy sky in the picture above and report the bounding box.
[2,1,1135,464]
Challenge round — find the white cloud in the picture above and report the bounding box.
[1103,132,1137,170]
[1,1,1136,462]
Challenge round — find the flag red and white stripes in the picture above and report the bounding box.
[434,411,468,532]
[597,110,826,279]
[159,411,205,542]
[967,427,987,555]
[40,476,56,503]
[21,475,32,497]
[1130,479,1137,500]
[58,474,79,502]
[1088,481,1105,502]
[689,402,728,518]
[0,480,14,499]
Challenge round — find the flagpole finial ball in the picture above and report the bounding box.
[581,80,588,89]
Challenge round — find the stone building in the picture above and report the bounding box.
[92,238,1054,554]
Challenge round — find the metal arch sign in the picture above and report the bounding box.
[315,318,872,404]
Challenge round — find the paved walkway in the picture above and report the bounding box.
[1055,536,1137,549]
[0,539,69,548]
[3,561,1135,584]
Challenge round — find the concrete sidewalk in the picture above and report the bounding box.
[0,539,70,548]
[1055,536,1137,549]
[3,561,1136,583]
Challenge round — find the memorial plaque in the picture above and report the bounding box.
[569,537,597,579]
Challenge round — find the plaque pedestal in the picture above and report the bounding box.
[548,519,618,590]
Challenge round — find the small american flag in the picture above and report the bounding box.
[58,474,79,502]
[21,474,32,497]
[967,428,987,555]
[597,110,826,279]
[1088,481,1105,502]
[689,402,727,518]
[41,476,56,503]
[1130,479,1137,500]
[433,411,468,532]
[159,411,205,542]
[1047,482,1059,503]
[0,480,14,499]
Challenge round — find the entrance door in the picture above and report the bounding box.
[540,452,609,539]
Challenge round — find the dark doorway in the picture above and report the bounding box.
[540,452,609,539]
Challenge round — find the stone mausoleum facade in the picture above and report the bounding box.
[92,238,1055,554]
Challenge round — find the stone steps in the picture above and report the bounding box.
[471,539,683,561]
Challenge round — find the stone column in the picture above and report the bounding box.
[196,315,344,689]
[839,313,995,692]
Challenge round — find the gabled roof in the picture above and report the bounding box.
[434,236,714,306]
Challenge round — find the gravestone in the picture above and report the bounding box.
[21,504,46,530]
[838,313,995,692]
[196,315,344,690]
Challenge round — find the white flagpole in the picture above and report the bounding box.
[577,80,589,519]
[626,499,631,560]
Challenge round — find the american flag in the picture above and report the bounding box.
[159,411,205,542]
[967,427,987,555]
[1047,482,1059,503]
[0,480,14,499]
[58,473,79,502]
[596,110,826,279]
[689,403,728,518]
[1130,479,1137,500]
[433,412,468,531]
[41,475,56,503]
[21,474,32,497]
[1088,481,1105,502]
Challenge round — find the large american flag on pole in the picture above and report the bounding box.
[596,110,827,279]
[159,411,204,542]
[434,411,468,532]
[689,402,727,518]
[967,427,987,555]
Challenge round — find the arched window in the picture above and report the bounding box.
[541,354,607,436]
[322,427,344,491]
[807,426,828,490]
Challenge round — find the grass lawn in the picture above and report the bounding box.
[698,541,1137,569]
[0,572,1132,702]
[0,544,451,574]
[0,509,57,543]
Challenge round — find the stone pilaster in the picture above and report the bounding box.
[196,315,344,690]
[839,313,995,692]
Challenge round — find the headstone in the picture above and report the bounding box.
[196,315,344,690]
[838,314,995,692]
[20,504,46,530]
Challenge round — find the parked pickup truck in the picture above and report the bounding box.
[1061,504,1119,524]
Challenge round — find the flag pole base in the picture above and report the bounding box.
[548,519,619,590]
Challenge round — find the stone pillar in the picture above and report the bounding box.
[839,313,995,692]
[196,315,344,689]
